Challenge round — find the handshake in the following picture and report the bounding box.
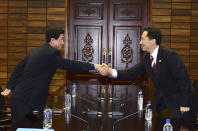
[94,64,113,76]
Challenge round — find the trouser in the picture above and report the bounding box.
[181,107,197,127]
[10,97,32,126]
[155,96,174,119]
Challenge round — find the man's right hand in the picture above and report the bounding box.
[1,88,11,96]
[97,64,113,76]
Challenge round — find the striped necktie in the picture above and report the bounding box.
[150,55,156,72]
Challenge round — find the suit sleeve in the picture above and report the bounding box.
[51,51,92,72]
[116,56,146,80]
[168,52,191,107]
[7,56,28,90]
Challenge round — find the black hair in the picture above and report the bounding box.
[144,26,162,45]
[46,28,64,42]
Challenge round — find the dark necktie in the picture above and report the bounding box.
[150,55,156,72]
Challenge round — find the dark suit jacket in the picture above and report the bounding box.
[7,43,91,112]
[0,84,6,111]
[116,46,197,118]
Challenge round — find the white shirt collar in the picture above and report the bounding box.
[150,45,159,65]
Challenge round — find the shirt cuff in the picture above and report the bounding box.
[89,64,95,70]
[111,69,117,78]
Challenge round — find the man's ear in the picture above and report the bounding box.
[50,38,55,43]
[152,39,156,45]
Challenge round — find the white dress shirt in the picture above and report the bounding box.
[150,45,159,67]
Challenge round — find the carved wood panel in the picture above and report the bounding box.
[75,3,103,20]
[113,26,141,70]
[74,25,102,64]
[114,4,142,20]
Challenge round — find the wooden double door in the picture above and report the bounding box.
[66,0,150,84]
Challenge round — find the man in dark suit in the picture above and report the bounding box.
[98,26,198,126]
[0,84,6,111]
[0,84,6,119]
[1,28,100,125]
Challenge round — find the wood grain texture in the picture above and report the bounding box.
[172,3,191,9]
[28,21,46,27]
[0,14,7,20]
[8,20,27,27]
[192,10,198,16]
[0,53,7,65]
[28,1,46,8]
[152,9,171,15]
[190,50,198,55]
[174,49,189,56]
[28,14,46,20]
[190,69,198,76]
[171,36,190,42]
[0,72,7,79]
[0,7,7,13]
[8,27,27,33]
[47,15,64,20]
[0,46,7,53]
[8,33,26,39]
[27,27,46,34]
[47,8,64,15]
[152,23,171,29]
[191,30,198,36]
[152,16,171,22]
[171,29,190,36]
[152,3,171,9]
[8,39,27,46]
[8,14,27,20]
[8,1,27,7]
[8,59,23,66]
[192,3,198,9]
[8,47,27,53]
[47,1,65,8]
[190,56,198,62]
[160,29,171,35]
[27,34,45,40]
[153,0,171,2]
[172,9,191,16]
[171,23,190,29]
[0,20,7,26]
[8,53,26,59]
[171,43,190,49]
[0,66,7,72]
[8,8,27,13]
[0,40,7,46]
[192,16,198,22]
[0,1,8,7]
[27,40,45,46]
[172,16,191,22]
[191,36,198,42]
[28,8,46,14]
[172,0,191,2]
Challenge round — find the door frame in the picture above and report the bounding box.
[64,0,151,85]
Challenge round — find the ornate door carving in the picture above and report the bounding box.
[66,0,149,84]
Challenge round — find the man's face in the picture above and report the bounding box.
[51,34,64,50]
[140,31,154,53]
